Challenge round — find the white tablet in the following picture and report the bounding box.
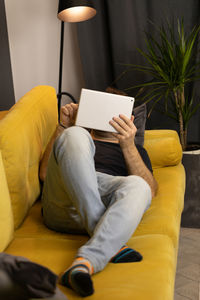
[75,89,135,132]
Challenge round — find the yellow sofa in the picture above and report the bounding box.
[0,86,185,300]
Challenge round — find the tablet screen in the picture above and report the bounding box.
[75,89,135,132]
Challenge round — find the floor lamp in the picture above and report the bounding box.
[57,0,97,118]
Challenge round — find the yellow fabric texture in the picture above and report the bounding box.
[144,130,183,169]
[2,86,185,300]
[0,151,14,251]
[0,111,9,120]
[134,164,185,247]
[15,201,89,242]
[0,86,58,229]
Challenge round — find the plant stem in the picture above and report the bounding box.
[174,88,187,150]
[181,87,185,107]
[178,109,186,150]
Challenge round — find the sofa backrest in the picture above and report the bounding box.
[0,86,58,229]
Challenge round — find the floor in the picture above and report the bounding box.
[174,227,200,300]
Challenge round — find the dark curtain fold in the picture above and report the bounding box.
[77,0,200,142]
[76,1,113,91]
[0,0,15,109]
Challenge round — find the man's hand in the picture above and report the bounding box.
[60,103,78,128]
[109,114,137,149]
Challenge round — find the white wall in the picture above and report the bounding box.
[5,0,85,103]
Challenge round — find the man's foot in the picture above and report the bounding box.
[59,257,94,297]
[110,246,143,263]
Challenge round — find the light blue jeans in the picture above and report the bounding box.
[42,126,152,273]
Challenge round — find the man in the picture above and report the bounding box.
[40,102,157,297]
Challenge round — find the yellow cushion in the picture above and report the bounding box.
[0,151,14,251]
[0,86,58,229]
[5,234,175,300]
[144,130,183,169]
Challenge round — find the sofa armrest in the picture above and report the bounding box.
[144,130,183,169]
[0,86,58,229]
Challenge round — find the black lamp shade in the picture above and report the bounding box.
[58,0,96,23]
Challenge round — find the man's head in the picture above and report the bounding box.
[105,86,128,97]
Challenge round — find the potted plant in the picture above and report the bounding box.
[119,19,200,227]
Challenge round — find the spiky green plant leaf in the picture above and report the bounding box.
[119,19,200,149]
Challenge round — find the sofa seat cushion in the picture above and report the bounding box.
[0,86,58,229]
[15,200,89,243]
[133,164,185,246]
[5,234,175,300]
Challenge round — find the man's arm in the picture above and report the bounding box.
[120,143,158,197]
[39,103,78,182]
[109,114,158,198]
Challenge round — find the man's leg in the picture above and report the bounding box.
[77,173,152,273]
[51,126,107,236]
[61,173,151,296]
[42,126,108,296]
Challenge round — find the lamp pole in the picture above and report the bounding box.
[57,21,65,115]
[57,0,97,119]
[57,21,76,119]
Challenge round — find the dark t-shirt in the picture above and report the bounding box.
[94,140,153,176]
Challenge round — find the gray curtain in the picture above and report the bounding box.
[0,0,15,110]
[77,0,200,143]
